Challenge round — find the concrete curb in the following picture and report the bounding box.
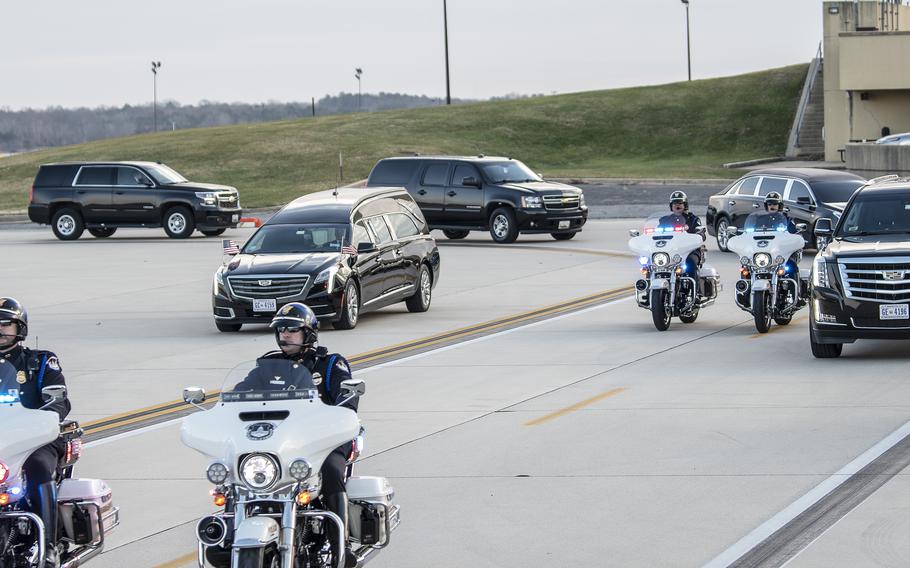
[722,157,785,169]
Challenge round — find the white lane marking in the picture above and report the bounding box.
[84,295,635,448]
[703,417,910,568]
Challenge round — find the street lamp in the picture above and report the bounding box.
[151,61,162,131]
[443,0,451,105]
[354,68,363,111]
[681,0,691,81]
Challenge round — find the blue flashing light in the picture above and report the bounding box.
[0,394,18,404]
[745,227,755,233]
[9,486,21,496]
[776,225,787,232]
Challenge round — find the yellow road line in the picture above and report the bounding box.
[151,552,196,568]
[525,387,627,426]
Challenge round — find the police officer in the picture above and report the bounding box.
[748,192,803,294]
[258,302,359,568]
[759,191,798,233]
[0,298,69,568]
[668,190,705,275]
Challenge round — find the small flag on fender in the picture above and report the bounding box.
[222,239,241,254]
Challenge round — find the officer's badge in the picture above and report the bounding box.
[46,357,61,371]
[311,372,323,386]
[16,370,27,384]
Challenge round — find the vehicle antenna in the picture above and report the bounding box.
[334,151,343,197]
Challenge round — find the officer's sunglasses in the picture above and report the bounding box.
[0,320,14,326]
[276,326,303,333]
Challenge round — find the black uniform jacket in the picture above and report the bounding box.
[0,345,70,420]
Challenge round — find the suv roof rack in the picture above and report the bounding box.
[863,174,901,187]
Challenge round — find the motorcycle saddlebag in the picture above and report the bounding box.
[347,476,394,546]
[58,478,115,545]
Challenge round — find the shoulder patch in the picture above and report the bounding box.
[46,356,61,372]
[334,359,350,373]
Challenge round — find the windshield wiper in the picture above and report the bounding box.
[845,230,910,237]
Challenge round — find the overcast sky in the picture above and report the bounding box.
[1,0,824,110]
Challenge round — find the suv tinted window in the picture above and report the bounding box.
[388,212,420,238]
[787,180,813,204]
[757,177,788,197]
[367,216,393,244]
[115,167,152,186]
[839,193,910,236]
[736,177,759,195]
[75,167,114,186]
[34,165,76,187]
[421,164,449,187]
[452,164,479,187]
[369,160,418,185]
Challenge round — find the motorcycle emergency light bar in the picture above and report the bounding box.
[221,389,318,402]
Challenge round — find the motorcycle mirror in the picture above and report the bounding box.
[182,387,206,406]
[340,379,366,397]
[796,223,808,233]
[629,229,640,237]
[41,385,67,403]
[726,227,739,237]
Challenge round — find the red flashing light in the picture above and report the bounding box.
[674,226,684,232]
[644,227,655,235]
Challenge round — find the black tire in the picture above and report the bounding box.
[332,280,360,330]
[774,314,793,326]
[163,206,195,239]
[200,228,227,237]
[88,227,117,238]
[405,264,432,313]
[551,232,576,241]
[237,547,279,568]
[489,207,519,244]
[51,208,85,241]
[810,335,843,358]
[680,308,699,324]
[443,229,470,240]
[650,289,671,331]
[753,290,772,333]
[215,321,242,332]
[715,217,731,252]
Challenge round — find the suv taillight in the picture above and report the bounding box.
[28,186,34,203]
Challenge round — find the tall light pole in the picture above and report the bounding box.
[681,0,691,81]
[443,0,451,105]
[151,61,162,131]
[354,68,363,111]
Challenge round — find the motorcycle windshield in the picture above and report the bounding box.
[745,213,789,233]
[642,212,689,235]
[220,358,319,403]
[0,358,21,405]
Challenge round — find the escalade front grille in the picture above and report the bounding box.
[838,257,910,303]
[228,276,309,300]
[543,195,580,210]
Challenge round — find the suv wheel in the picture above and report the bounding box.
[405,265,432,312]
[163,207,195,239]
[551,232,576,241]
[51,208,85,241]
[443,229,470,240]
[715,217,731,252]
[200,228,227,237]
[489,207,518,243]
[215,321,242,332]
[333,280,360,330]
[88,227,117,238]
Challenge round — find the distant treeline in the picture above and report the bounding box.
[0,92,479,152]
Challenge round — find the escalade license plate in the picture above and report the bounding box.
[880,304,909,320]
[558,220,570,230]
[253,299,277,312]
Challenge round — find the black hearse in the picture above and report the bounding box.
[212,186,440,331]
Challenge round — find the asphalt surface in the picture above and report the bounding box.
[4,221,910,568]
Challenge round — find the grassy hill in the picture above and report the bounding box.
[0,64,807,212]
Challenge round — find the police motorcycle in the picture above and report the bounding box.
[726,212,810,333]
[0,365,119,568]
[181,359,400,568]
[629,212,720,331]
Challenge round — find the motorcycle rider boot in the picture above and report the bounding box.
[325,493,357,568]
[36,481,60,568]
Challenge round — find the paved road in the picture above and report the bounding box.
[3,222,910,568]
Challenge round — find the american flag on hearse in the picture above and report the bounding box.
[341,245,358,256]
[222,239,241,254]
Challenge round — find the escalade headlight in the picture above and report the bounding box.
[240,454,279,490]
[813,256,829,287]
[753,253,772,268]
[521,196,543,208]
[195,192,217,206]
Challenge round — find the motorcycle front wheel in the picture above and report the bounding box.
[237,546,280,568]
[753,290,772,333]
[650,289,671,331]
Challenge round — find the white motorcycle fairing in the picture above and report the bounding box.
[728,232,805,268]
[0,404,59,494]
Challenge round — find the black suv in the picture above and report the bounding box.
[366,156,587,243]
[28,161,242,240]
[212,186,440,331]
[810,175,910,358]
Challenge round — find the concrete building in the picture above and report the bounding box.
[822,0,910,170]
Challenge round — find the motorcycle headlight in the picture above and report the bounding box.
[775,255,785,265]
[740,256,750,266]
[753,253,772,268]
[652,252,670,267]
[288,459,312,481]
[206,462,229,485]
[240,454,279,490]
[813,256,829,287]
[521,195,543,208]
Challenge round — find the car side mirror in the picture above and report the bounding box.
[41,385,67,403]
[796,196,811,205]
[814,218,834,237]
[629,229,640,237]
[462,176,481,188]
[182,387,206,406]
[796,223,808,233]
[340,379,366,397]
[356,241,378,254]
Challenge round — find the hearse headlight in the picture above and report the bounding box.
[313,266,338,293]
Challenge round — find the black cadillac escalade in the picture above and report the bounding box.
[28,161,242,240]
[366,156,587,243]
[810,175,910,357]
